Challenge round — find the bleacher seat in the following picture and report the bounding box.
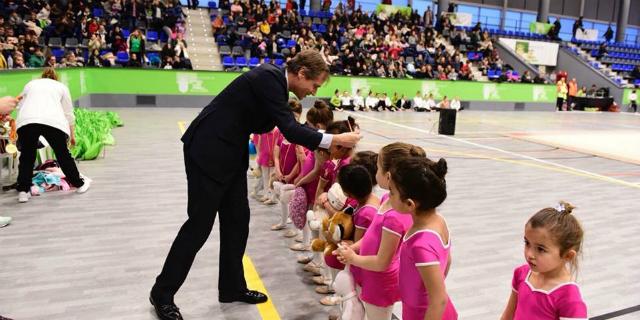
[116,51,130,64]
[222,56,234,68]
[51,48,65,62]
[318,24,327,33]
[263,57,271,64]
[231,46,244,56]
[147,30,159,42]
[208,1,217,9]
[235,57,247,67]
[64,38,79,49]
[147,52,161,66]
[219,45,231,56]
[93,8,103,18]
[79,38,89,49]
[159,31,169,43]
[286,39,296,48]
[48,37,63,48]
[249,57,259,68]
[274,58,284,66]
[122,28,131,39]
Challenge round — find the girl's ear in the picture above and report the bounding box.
[406,198,416,212]
[563,249,577,262]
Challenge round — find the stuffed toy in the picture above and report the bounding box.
[333,264,365,320]
[288,187,308,229]
[310,205,355,257]
[307,183,347,231]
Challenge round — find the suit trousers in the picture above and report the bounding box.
[153,148,250,303]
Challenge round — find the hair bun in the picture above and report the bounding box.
[409,145,426,157]
[556,201,575,215]
[431,158,448,179]
[314,100,328,109]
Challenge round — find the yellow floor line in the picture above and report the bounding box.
[177,121,281,320]
[243,256,281,320]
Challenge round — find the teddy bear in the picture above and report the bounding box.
[310,205,355,259]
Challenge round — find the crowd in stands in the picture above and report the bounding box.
[212,0,553,83]
[0,0,192,70]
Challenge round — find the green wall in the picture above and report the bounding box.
[0,68,594,104]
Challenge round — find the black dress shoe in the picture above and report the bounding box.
[219,290,268,304]
[150,296,184,320]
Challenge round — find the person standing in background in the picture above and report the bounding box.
[14,68,91,204]
[567,78,578,111]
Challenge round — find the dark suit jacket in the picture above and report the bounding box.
[182,63,323,183]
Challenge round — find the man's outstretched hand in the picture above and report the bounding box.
[332,132,362,148]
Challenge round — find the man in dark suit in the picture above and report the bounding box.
[149,50,361,320]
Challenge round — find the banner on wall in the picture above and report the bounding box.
[575,28,598,41]
[0,69,558,104]
[375,4,411,18]
[529,22,553,35]
[444,12,473,27]
[498,38,559,66]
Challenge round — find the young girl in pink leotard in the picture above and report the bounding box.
[389,156,457,320]
[501,201,587,320]
[336,142,426,320]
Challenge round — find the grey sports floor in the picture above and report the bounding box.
[1,108,639,320]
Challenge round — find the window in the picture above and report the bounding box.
[457,4,480,25]
[479,7,501,29]
[625,27,638,45]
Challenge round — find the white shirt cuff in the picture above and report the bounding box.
[319,133,333,149]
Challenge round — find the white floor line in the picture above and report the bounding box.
[347,111,637,187]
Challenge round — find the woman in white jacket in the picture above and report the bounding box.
[15,68,90,203]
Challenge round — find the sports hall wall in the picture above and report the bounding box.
[1,69,635,109]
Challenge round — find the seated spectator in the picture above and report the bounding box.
[596,42,607,58]
[230,0,244,17]
[413,91,425,111]
[27,47,45,68]
[587,84,598,97]
[340,91,354,111]
[520,70,533,83]
[13,53,26,69]
[396,94,411,110]
[60,52,84,68]
[450,97,462,110]
[631,65,640,81]
[352,89,365,111]
[44,55,58,68]
[424,93,437,111]
[436,96,450,109]
[330,89,342,111]
[365,91,378,111]
[128,53,142,67]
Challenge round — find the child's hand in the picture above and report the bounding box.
[274,168,283,181]
[284,173,294,183]
[336,242,355,264]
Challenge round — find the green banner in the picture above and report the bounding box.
[0,68,556,104]
[375,4,412,18]
[529,22,553,35]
